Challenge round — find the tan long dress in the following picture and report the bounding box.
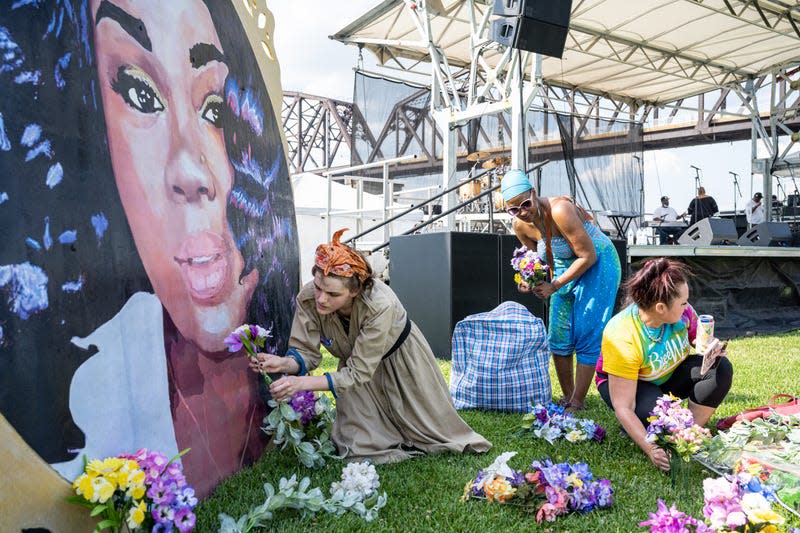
[289,279,491,464]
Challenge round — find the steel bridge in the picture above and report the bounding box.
[282,76,800,177]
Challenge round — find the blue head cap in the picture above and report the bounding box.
[501,168,532,202]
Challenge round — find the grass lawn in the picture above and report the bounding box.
[196,330,800,532]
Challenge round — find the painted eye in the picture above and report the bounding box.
[200,95,224,127]
[111,67,164,114]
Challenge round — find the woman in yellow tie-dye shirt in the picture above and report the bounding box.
[594,258,733,471]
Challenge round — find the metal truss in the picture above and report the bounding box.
[281,91,377,174]
[282,0,800,213]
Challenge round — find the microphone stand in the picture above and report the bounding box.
[729,171,741,217]
[691,165,701,191]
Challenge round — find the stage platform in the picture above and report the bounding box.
[627,244,800,339]
[629,245,800,258]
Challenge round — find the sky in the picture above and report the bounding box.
[268,2,793,216]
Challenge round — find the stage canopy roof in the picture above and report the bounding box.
[332,0,800,106]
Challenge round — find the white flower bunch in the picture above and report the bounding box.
[217,463,388,531]
[330,461,381,501]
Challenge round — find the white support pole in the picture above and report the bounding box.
[383,162,390,244]
[434,109,458,229]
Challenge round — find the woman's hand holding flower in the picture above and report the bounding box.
[517,280,532,293]
[249,353,285,374]
[532,280,558,299]
[647,444,670,472]
[270,376,304,402]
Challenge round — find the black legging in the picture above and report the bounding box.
[597,355,734,427]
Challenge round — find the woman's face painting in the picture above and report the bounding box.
[91,0,258,351]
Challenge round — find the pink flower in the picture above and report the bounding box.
[536,502,560,523]
[703,477,739,501]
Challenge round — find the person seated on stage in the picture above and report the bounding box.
[652,196,682,245]
[772,194,783,208]
[251,228,491,464]
[502,169,622,411]
[683,187,718,227]
[745,192,765,227]
[595,258,733,472]
[652,196,679,223]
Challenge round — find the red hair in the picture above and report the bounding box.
[624,258,692,310]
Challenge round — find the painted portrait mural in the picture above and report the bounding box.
[0,0,298,527]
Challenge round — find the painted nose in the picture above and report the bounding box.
[167,152,216,203]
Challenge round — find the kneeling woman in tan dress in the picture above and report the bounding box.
[252,229,491,464]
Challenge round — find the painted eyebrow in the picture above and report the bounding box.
[95,0,152,52]
[190,42,226,69]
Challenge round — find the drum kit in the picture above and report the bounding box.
[458,151,511,212]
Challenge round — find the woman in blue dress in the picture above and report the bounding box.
[502,169,621,410]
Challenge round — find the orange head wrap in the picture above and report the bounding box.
[314,228,371,282]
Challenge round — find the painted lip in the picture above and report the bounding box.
[174,231,232,304]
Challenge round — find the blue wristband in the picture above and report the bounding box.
[285,348,307,376]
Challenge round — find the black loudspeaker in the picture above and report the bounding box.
[677,218,739,246]
[490,0,572,58]
[389,233,500,359]
[498,235,547,324]
[736,222,793,247]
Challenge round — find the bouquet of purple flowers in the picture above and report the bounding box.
[520,402,606,444]
[69,448,196,533]
[646,394,711,490]
[262,390,338,468]
[510,245,550,287]
[224,324,272,385]
[461,452,613,523]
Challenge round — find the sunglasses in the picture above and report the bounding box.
[506,194,534,217]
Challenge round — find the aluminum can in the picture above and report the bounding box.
[696,314,715,353]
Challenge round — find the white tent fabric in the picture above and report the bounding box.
[332,0,800,105]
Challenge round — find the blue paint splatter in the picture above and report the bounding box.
[0,192,8,205]
[14,70,41,85]
[54,52,71,89]
[11,0,44,9]
[43,216,52,250]
[20,124,41,147]
[62,275,84,292]
[25,237,41,250]
[91,212,108,241]
[0,26,24,74]
[58,230,77,244]
[46,162,63,188]
[0,262,49,319]
[0,112,10,151]
[25,140,53,162]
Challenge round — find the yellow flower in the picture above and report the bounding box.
[484,477,516,502]
[519,258,529,269]
[128,482,146,501]
[741,492,784,525]
[73,473,95,501]
[126,500,147,529]
[565,430,586,442]
[565,473,584,488]
[513,273,522,285]
[91,476,115,503]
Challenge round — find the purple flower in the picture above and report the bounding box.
[153,503,176,523]
[223,331,243,352]
[593,425,606,441]
[640,499,706,533]
[147,478,177,506]
[152,522,176,533]
[175,486,198,508]
[508,470,525,487]
[174,507,196,533]
[289,390,318,425]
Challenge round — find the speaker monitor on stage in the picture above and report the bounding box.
[677,218,739,246]
[736,222,793,247]
[490,0,573,58]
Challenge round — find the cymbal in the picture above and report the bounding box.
[466,151,489,162]
[481,157,511,169]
